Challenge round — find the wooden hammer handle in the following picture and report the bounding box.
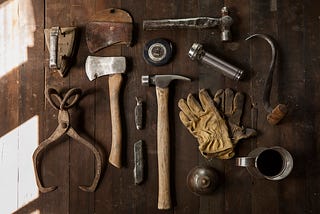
[156,87,171,209]
[108,73,123,168]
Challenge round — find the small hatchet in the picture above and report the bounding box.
[85,56,126,168]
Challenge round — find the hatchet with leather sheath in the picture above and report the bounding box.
[85,8,133,168]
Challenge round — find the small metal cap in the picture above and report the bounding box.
[234,69,244,81]
[188,43,203,60]
[221,6,229,15]
[187,166,219,196]
[141,75,150,86]
[221,29,232,42]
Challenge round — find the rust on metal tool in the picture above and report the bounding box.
[44,27,77,77]
[143,7,233,42]
[86,8,133,53]
[246,34,288,125]
[134,140,145,185]
[135,97,144,130]
[33,88,104,193]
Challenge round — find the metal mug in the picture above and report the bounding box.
[235,146,293,180]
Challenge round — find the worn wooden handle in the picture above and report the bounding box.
[108,73,123,168]
[156,87,171,209]
[267,104,288,125]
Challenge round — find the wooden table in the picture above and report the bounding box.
[0,0,319,213]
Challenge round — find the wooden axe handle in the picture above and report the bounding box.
[156,87,171,209]
[108,73,123,168]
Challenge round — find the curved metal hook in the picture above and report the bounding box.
[45,87,81,110]
[67,127,103,192]
[246,33,276,113]
[45,88,62,110]
[33,123,103,193]
[32,124,66,193]
[33,138,59,193]
[60,88,81,109]
[34,88,104,193]
[246,34,287,125]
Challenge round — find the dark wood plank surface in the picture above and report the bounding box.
[249,1,280,214]
[0,0,319,213]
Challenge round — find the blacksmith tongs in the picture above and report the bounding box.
[33,87,103,193]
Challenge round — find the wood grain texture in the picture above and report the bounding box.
[108,73,123,168]
[303,1,320,213]
[68,1,95,213]
[156,86,171,209]
[249,1,280,214]
[1,0,320,213]
[172,1,199,213]
[198,1,228,214]
[277,0,309,213]
[42,0,71,213]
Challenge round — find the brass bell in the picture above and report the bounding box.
[186,166,219,195]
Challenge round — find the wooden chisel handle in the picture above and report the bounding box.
[267,104,288,125]
[108,73,123,168]
[156,87,171,210]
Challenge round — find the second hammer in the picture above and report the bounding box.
[142,74,191,209]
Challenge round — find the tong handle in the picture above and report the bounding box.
[46,87,81,110]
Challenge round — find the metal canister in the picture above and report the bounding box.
[188,43,244,81]
[186,166,219,195]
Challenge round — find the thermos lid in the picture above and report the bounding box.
[186,166,219,196]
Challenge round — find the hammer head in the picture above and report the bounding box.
[141,75,191,88]
[85,56,126,81]
[220,7,233,42]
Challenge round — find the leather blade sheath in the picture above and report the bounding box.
[86,8,133,53]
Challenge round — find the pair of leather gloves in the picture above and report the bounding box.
[178,88,256,159]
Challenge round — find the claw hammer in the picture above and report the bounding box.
[143,7,233,42]
[142,74,191,209]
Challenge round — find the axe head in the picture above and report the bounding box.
[86,8,133,53]
[85,56,126,81]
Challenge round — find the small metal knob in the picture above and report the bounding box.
[141,75,150,86]
[187,166,219,195]
[188,43,203,60]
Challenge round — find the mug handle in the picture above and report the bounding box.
[235,157,255,167]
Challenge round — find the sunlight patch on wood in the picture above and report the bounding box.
[0,116,39,214]
[0,0,36,77]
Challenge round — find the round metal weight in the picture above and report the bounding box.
[186,166,219,196]
[143,38,173,66]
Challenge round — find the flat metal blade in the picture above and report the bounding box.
[134,140,145,185]
[85,56,126,81]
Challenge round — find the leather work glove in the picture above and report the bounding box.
[213,88,257,157]
[178,89,234,159]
